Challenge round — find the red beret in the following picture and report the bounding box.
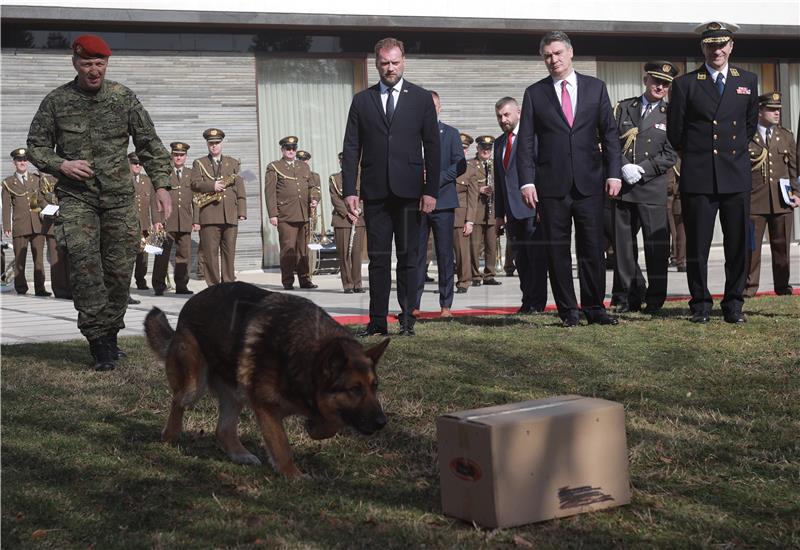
[72,35,112,58]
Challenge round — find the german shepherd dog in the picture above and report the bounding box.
[144,282,389,479]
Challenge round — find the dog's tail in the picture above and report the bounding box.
[144,307,174,362]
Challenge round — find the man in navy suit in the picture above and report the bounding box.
[667,21,758,324]
[413,91,466,318]
[342,37,441,336]
[517,31,622,327]
[493,97,549,314]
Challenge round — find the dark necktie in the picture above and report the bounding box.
[642,102,653,119]
[21,174,27,185]
[385,87,395,121]
[503,132,513,170]
[765,127,772,147]
[176,169,182,180]
[715,73,725,96]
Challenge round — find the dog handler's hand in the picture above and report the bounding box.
[420,195,436,213]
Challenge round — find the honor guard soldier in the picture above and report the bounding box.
[2,148,51,296]
[129,152,157,292]
[36,170,71,299]
[265,136,320,290]
[329,152,365,293]
[26,34,173,371]
[190,128,247,286]
[468,135,501,286]
[666,159,687,272]
[454,133,476,293]
[297,149,322,285]
[612,61,679,313]
[152,141,196,295]
[667,21,759,324]
[745,92,799,296]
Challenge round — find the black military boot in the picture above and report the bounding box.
[89,338,116,372]
[109,332,127,359]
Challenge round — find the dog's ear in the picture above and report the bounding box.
[365,337,390,366]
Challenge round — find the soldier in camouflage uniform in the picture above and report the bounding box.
[26,34,172,371]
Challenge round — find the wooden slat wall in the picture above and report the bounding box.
[0,49,264,271]
[367,55,597,156]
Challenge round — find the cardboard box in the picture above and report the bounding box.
[436,395,631,528]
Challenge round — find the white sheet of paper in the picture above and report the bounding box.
[144,244,163,255]
[307,243,323,251]
[778,178,793,207]
[41,204,59,216]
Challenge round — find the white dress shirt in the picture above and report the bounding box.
[380,77,403,114]
[757,123,773,144]
[16,172,28,185]
[552,71,578,116]
[705,63,729,84]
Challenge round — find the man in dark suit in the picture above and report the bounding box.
[412,91,465,318]
[517,31,622,327]
[612,61,679,313]
[493,97,549,314]
[342,37,441,336]
[667,21,759,324]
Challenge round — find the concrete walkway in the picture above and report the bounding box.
[1,244,797,345]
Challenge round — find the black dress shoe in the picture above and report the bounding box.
[283,284,295,290]
[615,303,640,313]
[424,274,435,283]
[299,281,318,289]
[16,289,27,295]
[154,288,164,296]
[128,297,140,305]
[690,312,710,324]
[136,283,149,290]
[35,290,52,297]
[483,279,502,286]
[343,288,354,294]
[724,313,747,324]
[54,294,73,300]
[561,318,579,328]
[589,314,619,326]
[775,286,793,296]
[356,325,388,337]
[642,305,662,315]
[472,280,482,287]
[517,305,535,314]
[455,287,468,294]
[398,326,416,336]
[175,288,194,295]
[505,270,516,277]
[353,287,365,293]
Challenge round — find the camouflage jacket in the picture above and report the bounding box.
[26,77,171,209]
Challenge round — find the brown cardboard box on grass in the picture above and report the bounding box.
[436,395,631,528]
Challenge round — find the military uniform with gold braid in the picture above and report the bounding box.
[467,136,499,285]
[329,152,365,292]
[128,152,157,290]
[152,141,196,295]
[2,148,50,295]
[35,169,71,298]
[453,133,477,292]
[666,159,686,271]
[612,61,679,311]
[190,128,247,286]
[265,137,321,290]
[744,91,799,296]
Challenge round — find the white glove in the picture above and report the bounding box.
[621,164,645,184]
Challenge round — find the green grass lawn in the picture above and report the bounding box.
[2,297,799,549]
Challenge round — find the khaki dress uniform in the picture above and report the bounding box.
[666,161,686,270]
[152,166,195,293]
[2,172,47,295]
[745,124,798,296]
[454,163,477,290]
[329,171,365,291]
[265,158,320,288]
[36,172,71,298]
[191,155,247,286]
[467,158,498,283]
[133,172,155,289]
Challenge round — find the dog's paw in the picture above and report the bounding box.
[230,452,262,466]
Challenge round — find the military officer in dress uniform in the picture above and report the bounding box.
[190,128,247,286]
[152,141,196,295]
[36,170,71,299]
[129,152,156,292]
[265,136,320,290]
[297,149,323,281]
[666,159,687,272]
[667,21,759,324]
[2,148,51,296]
[329,152,365,293]
[613,61,679,313]
[468,136,501,286]
[744,92,799,296]
[454,133,476,293]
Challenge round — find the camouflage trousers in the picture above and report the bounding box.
[55,195,140,341]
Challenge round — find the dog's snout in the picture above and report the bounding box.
[374,411,387,430]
